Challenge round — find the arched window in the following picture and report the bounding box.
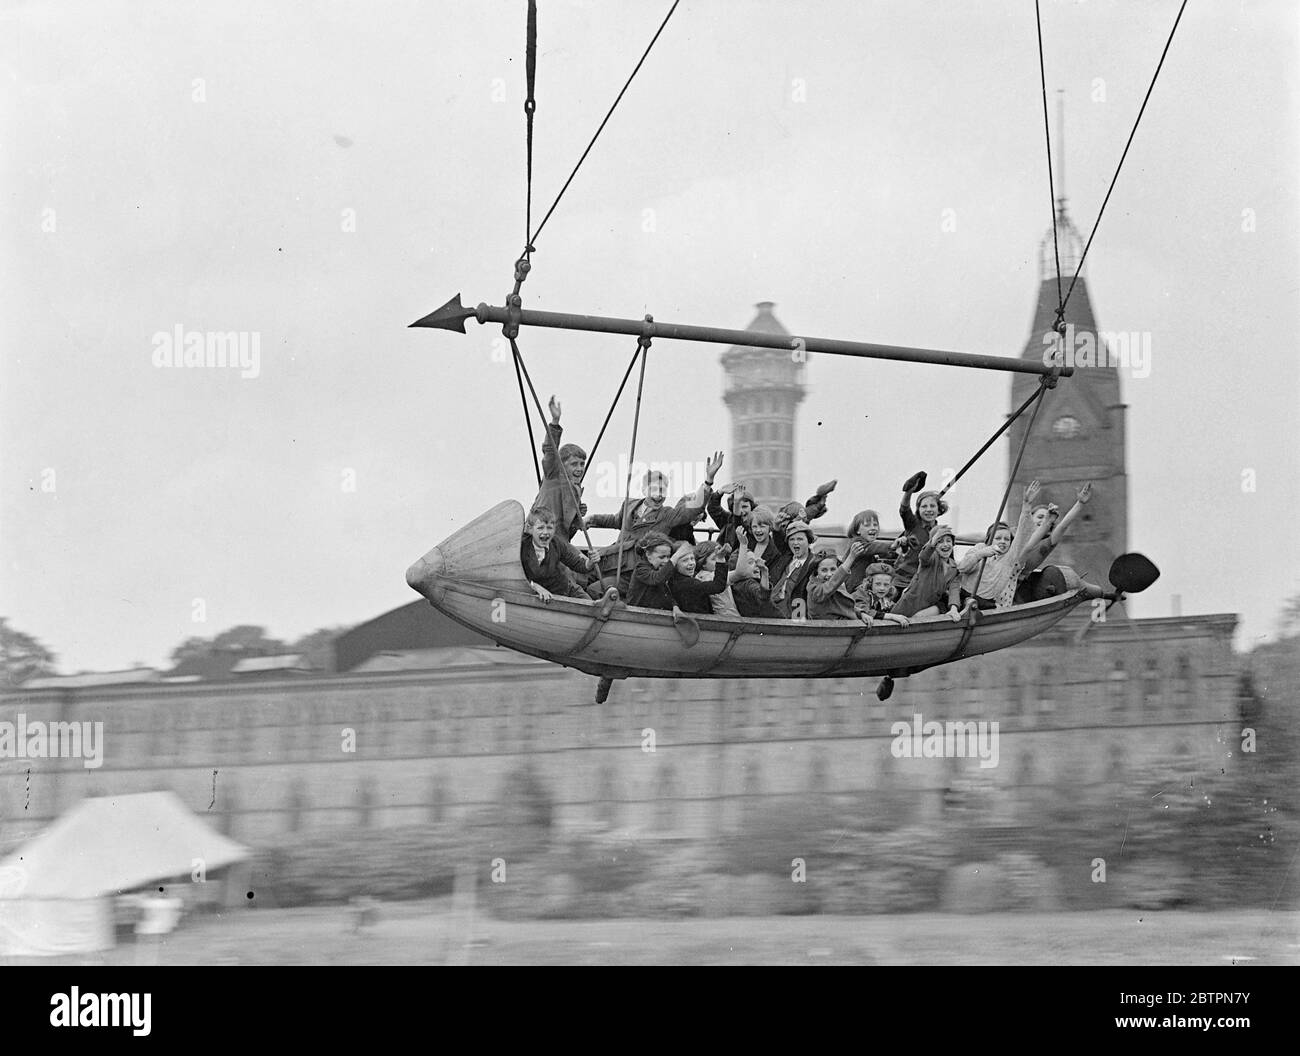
[1037,665,1056,717]
[1109,660,1129,715]
[655,765,678,832]
[1174,655,1196,710]
[428,775,448,824]
[1006,666,1024,716]
[1142,657,1162,710]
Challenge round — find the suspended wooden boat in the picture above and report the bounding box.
[406,500,1094,683]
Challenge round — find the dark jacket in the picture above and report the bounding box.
[706,491,753,552]
[892,499,940,591]
[520,535,590,598]
[806,563,858,620]
[732,577,779,619]
[531,422,586,541]
[671,562,729,615]
[625,558,676,610]
[587,491,709,585]
[768,551,818,620]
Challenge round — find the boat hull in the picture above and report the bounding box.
[407,500,1087,680]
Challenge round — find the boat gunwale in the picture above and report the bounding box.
[427,575,1087,638]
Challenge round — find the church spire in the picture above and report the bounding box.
[1040,90,1084,281]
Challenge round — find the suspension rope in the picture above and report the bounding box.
[510,337,608,591]
[1034,0,1064,325]
[939,384,1045,499]
[511,342,542,486]
[579,340,646,485]
[1059,0,1187,317]
[613,330,652,591]
[966,377,1053,604]
[528,0,680,248]
[524,0,537,259]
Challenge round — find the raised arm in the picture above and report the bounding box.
[541,396,563,478]
[1007,481,1043,564]
[1050,482,1092,545]
[899,471,925,528]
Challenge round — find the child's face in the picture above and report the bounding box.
[936,536,954,558]
[918,497,939,522]
[736,499,754,518]
[751,521,770,542]
[992,528,1013,554]
[564,456,586,481]
[856,517,879,541]
[676,553,697,577]
[871,573,893,598]
[816,557,838,582]
[645,475,668,502]
[527,519,556,546]
[1031,506,1049,528]
[646,544,672,569]
[788,533,809,558]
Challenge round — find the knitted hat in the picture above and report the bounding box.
[915,490,950,516]
[784,519,815,543]
[863,561,894,580]
[670,542,696,568]
[558,443,587,463]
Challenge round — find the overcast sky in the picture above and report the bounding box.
[2,0,1297,673]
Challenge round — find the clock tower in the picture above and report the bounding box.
[720,302,806,509]
[1007,195,1129,588]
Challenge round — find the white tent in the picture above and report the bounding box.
[0,791,249,957]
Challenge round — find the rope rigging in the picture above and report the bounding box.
[1034,0,1065,329]
[483,0,1184,579]
[527,0,680,250]
[613,323,653,592]
[1057,0,1188,319]
[523,0,537,259]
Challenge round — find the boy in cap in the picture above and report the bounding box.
[532,396,589,542]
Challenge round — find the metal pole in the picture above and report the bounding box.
[412,295,1074,379]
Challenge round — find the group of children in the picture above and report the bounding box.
[520,395,1096,626]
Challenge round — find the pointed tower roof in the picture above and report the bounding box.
[720,301,791,366]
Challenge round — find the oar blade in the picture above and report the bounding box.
[1108,552,1160,594]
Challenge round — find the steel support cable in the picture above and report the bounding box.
[510,337,609,592]
[966,377,1053,609]
[579,339,649,486]
[938,384,1045,500]
[613,340,651,592]
[1035,0,1065,323]
[528,0,680,248]
[511,342,543,486]
[1059,0,1187,317]
[524,0,537,258]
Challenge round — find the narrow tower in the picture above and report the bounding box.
[720,302,806,509]
[1008,93,1129,586]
